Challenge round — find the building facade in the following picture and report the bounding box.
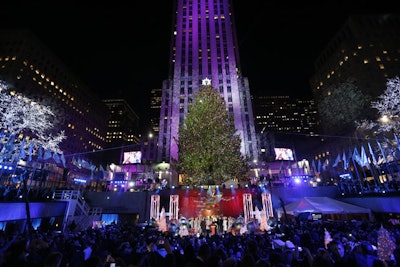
[0,29,107,162]
[103,99,140,146]
[310,14,400,135]
[253,95,318,135]
[102,98,141,164]
[253,95,318,161]
[149,88,162,134]
[157,0,258,164]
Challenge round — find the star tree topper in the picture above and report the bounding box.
[202,77,211,86]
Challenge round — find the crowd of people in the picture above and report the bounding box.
[1,217,400,267]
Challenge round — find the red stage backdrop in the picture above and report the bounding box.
[157,187,263,218]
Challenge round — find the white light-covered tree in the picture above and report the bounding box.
[0,80,67,241]
[356,76,400,134]
[0,80,66,161]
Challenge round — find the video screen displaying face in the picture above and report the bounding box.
[274,148,294,161]
[123,151,142,164]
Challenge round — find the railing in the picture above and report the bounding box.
[53,190,82,200]
[53,190,92,215]
[54,190,102,232]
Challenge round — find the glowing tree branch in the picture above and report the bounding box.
[0,81,66,158]
[356,76,400,134]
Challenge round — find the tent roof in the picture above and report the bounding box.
[281,197,371,215]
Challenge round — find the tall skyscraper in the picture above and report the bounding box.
[157,0,258,164]
[102,99,140,163]
[149,88,162,134]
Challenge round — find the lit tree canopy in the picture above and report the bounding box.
[318,80,370,133]
[356,76,400,135]
[0,81,66,159]
[175,85,249,186]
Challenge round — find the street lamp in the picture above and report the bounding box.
[379,114,400,134]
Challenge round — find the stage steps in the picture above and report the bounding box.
[53,190,102,231]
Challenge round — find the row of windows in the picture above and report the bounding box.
[315,46,400,91]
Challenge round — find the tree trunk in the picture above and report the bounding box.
[22,171,32,241]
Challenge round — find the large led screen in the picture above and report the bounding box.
[274,148,294,161]
[123,151,142,164]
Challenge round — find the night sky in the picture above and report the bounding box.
[2,0,400,126]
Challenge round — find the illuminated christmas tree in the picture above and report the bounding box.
[0,80,66,241]
[377,224,396,262]
[175,85,249,185]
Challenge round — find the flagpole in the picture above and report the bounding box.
[368,160,380,190]
[350,153,364,193]
[367,142,379,190]
[359,145,371,191]
[376,138,392,191]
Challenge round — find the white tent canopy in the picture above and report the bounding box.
[277,197,372,221]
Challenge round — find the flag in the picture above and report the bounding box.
[353,147,362,166]
[360,145,370,168]
[72,157,81,168]
[394,133,400,153]
[383,136,395,162]
[4,133,16,155]
[53,152,61,164]
[99,164,106,178]
[368,142,378,166]
[322,158,329,171]
[377,140,387,164]
[312,159,317,172]
[27,141,34,162]
[60,152,66,168]
[317,159,322,173]
[19,137,26,159]
[342,150,349,170]
[37,146,43,160]
[43,148,52,160]
[332,153,340,168]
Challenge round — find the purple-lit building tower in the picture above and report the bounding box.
[157,0,258,165]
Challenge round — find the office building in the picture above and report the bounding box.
[102,99,141,164]
[157,0,258,164]
[253,95,318,161]
[253,95,318,135]
[149,88,162,134]
[0,29,107,161]
[310,14,400,135]
[103,99,140,146]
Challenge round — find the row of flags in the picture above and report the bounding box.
[0,132,104,175]
[313,133,400,174]
[0,133,67,168]
[0,130,109,181]
[71,157,107,179]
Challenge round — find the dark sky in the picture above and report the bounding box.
[2,0,400,125]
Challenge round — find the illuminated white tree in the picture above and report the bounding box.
[0,80,67,241]
[0,80,66,160]
[356,76,400,134]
